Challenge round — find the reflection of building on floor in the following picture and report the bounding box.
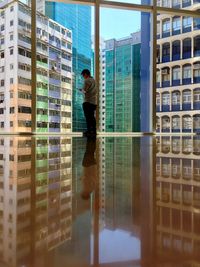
[0,137,72,266]
[102,32,141,132]
[99,137,141,233]
[0,0,72,133]
[156,0,200,133]
[156,136,200,262]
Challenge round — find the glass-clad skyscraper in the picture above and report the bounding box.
[103,32,141,132]
[46,2,92,131]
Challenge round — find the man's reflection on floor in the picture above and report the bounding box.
[81,137,97,200]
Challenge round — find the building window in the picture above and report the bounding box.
[10,49,13,55]
[0,122,4,128]
[162,116,170,131]
[0,38,4,45]
[194,89,200,102]
[162,0,170,7]
[172,17,181,32]
[0,66,4,73]
[194,115,200,131]
[172,0,180,7]
[10,20,14,26]
[182,0,191,7]
[194,62,200,81]
[10,34,13,41]
[183,65,191,80]
[162,43,170,60]
[172,91,180,104]
[10,64,13,70]
[0,94,4,103]
[183,116,192,129]
[10,107,14,114]
[157,22,160,36]
[194,18,200,30]
[157,70,161,84]
[10,122,13,127]
[0,80,4,87]
[173,67,180,80]
[172,40,180,56]
[183,138,192,152]
[156,117,160,131]
[156,94,160,105]
[10,6,14,12]
[162,93,170,105]
[10,78,13,84]
[162,68,170,82]
[172,116,180,129]
[194,36,200,57]
[0,25,4,31]
[183,17,192,28]
[0,52,4,58]
[183,38,191,58]
[183,90,191,103]
[162,19,170,34]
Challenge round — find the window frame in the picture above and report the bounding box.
[0,0,198,133]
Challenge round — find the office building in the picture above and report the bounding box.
[96,37,106,132]
[0,0,72,133]
[45,2,92,132]
[156,2,200,133]
[104,32,141,132]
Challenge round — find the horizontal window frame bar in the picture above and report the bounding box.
[49,0,200,17]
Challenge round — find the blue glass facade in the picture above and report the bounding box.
[46,2,92,131]
[141,11,152,132]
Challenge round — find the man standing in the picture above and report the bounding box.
[80,69,97,136]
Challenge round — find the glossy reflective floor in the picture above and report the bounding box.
[0,135,200,267]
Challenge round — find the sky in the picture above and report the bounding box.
[92,7,141,40]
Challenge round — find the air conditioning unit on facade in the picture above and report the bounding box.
[52,65,57,71]
[41,35,47,42]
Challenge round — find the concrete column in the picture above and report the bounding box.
[169,91,172,111]
[180,39,183,60]
[191,89,194,110]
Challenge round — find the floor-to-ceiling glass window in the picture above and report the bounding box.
[0,0,200,133]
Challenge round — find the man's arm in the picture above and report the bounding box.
[82,80,90,93]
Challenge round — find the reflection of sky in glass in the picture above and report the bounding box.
[92,8,141,39]
[99,229,141,263]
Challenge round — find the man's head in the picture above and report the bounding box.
[81,69,91,79]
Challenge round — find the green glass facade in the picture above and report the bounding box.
[105,33,141,132]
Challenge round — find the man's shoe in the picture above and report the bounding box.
[83,131,90,136]
[83,130,96,137]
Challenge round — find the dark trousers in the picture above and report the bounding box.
[83,102,97,132]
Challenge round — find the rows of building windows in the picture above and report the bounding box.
[156,114,200,132]
[156,88,200,111]
[157,17,200,39]
[157,38,200,64]
[157,63,200,88]
[157,0,200,8]
[156,136,200,154]
[156,157,200,180]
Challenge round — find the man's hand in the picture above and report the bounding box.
[78,88,85,94]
